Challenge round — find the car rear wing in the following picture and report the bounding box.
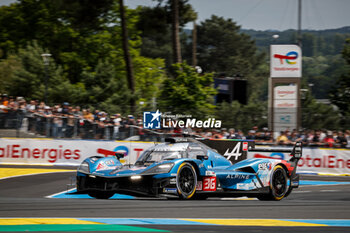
[249,141,302,182]
[248,141,303,162]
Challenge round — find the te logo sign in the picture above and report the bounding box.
[274,51,298,65]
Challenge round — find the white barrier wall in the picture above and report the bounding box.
[0,138,155,166]
[248,147,350,175]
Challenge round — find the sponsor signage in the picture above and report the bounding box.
[248,147,350,175]
[270,45,302,78]
[273,99,297,109]
[273,85,298,132]
[274,113,297,124]
[274,85,297,100]
[0,138,155,165]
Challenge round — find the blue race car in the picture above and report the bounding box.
[76,138,302,200]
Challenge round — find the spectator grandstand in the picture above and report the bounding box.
[0,95,349,148]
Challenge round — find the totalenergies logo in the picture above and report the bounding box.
[274,51,298,65]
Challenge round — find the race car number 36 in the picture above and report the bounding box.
[203,177,216,191]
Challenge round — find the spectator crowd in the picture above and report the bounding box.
[0,94,349,148]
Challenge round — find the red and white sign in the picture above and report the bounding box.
[270,45,302,78]
[273,99,297,109]
[0,138,155,166]
[248,147,350,175]
[203,177,217,191]
[274,85,297,100]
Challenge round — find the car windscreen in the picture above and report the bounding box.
[136,150,186,165]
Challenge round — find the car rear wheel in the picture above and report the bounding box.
[88,191,114,199]
[258,165,288,201]
[176,163,197,199]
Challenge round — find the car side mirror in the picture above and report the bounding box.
[115,152,125,160]
[197,155,209,160]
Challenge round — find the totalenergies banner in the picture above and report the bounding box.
[0,138,155,165]
[249,147,350,175]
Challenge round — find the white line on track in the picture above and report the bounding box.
[320,190,339,192]
[220,197,258,201]
[45,188,76,198]
[292,191,312,193]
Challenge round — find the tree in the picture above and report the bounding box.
[119,0,136,113]
[302,90,340,130]
[0,0,166,111]
[215,94,267,132]
[0,41,82,104]
[330,38,350,118]
[196,15,263,77]
[135,1,196,66]
[159,62,216,118]
[171,0,182,63]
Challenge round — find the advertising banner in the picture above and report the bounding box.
[274,85,297,100]
[270,44,302,78]
[249,147,350,175]
[273,85,298,132]
[0,138,155,166]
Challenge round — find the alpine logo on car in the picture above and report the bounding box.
[226,174,250,179]
[224,142,242,160]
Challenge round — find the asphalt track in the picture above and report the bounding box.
[0,165,350,233]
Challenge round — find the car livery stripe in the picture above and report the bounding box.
[0,168,74,180]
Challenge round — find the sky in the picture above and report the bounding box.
[1,0,349,31]
[124,0,350,31]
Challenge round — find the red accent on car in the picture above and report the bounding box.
[203,177,217,191]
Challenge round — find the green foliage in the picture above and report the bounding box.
[302,55,347,99]
[159,62,216,118]
[0,0,166,114]
[135,1,196,66]
[0,41,79,104]
[330,39,350,117]
[342,38,350,65]
[302,90,340,130]
[215,95,267,132]
[0,55,21,94]
[196,15,263,77]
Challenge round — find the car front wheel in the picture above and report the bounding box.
[176,162,197,199]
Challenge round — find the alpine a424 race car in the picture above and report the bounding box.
[76,138,302,200]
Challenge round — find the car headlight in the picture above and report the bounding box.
[142,163,174,175]
[78,161,90,173]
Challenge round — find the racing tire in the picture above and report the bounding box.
[88,191,114,199]
[257,165,288,201]
[176,162,197,200]
[284,181,294,198]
